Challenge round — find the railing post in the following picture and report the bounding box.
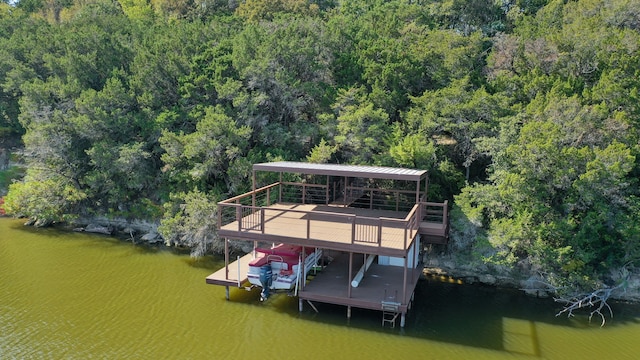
[404,226,407,250]
[236,205,242,232]
[378,219,382,247]
[351,216,356,244]
[332,181,336,203]
[261,208,265,234]
[369,190,373,209]
[307,213,311,240]
[326,175,330,205]
[443,200,448,225]
[302,183,306,204]
[217,203,222,229]
[266,188,271,206]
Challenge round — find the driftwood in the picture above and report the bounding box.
[554,282,626,327]
[526,271,629,327]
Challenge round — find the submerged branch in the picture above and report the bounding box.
[554,284,624,327]
[526,271,629,327]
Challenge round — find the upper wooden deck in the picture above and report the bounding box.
[219,202,419,257]
[217,181,449,256]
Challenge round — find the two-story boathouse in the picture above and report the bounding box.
[206,161,449,327]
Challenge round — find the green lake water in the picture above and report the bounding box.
[1,217,639,359]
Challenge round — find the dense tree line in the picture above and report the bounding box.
[1,0,639,291]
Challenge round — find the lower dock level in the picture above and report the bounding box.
[205,250,422,328]
[300,252,421,319]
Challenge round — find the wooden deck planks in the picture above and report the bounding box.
[219,203,411,252]
[299,252,422,312]
[205,253,254,287]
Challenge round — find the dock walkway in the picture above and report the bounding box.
[205,253,253,287]
[300,252,421,314]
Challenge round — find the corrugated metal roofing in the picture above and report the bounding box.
[253,161,427,181]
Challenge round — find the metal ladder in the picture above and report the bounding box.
[381,289,400,328]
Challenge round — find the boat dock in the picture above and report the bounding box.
[205,162,449,328]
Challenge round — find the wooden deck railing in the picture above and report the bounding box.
[418,200,449,240]
[420,201,448,225]
[217,182,422,249]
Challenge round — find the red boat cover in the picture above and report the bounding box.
[256,244,315,257]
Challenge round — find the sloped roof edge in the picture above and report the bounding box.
[253,161,427,181]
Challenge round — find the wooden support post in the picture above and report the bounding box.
[401,313,406,328]
[378,219,382,247]
[266,188,270,206]
[301,246,306,291]
[332,181,336,203]
[348,252,353,298]
[402,256,408,305]
[302,182,306,204]
[252,170,256,207]
[236,202,242,231]
[351,216,356,244]
[347,306,352,319]
[424,175,429,202]
[299,299,303,312]
[279,173,282,203]
[343,176,348,207]
[326,175,330,205]
[224,238,229,280]
[225,286,230,300]
[260,209,265,234]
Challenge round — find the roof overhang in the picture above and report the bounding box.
[253,162,427,182]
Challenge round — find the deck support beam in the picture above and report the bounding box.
[225,286,229,300]
[224,238,229,280]
[252,170,256,207]
[347,252,353,298]
[402,256,408,305]
[301,246,307,291]
[326,175,330,205]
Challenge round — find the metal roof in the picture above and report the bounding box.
[253,162,427,181]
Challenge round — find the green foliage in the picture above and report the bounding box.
[306,138,335,164]
[236,0,320,22]
[2,0,639,277]
[4,174,86,222]
[160,105,251,190]
[158,189,220,257]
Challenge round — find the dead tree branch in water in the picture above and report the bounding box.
[526,270,630,327]
[554,282,626,327]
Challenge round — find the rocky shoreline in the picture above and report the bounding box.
[67,217,165,245]
[422,252,640,304]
